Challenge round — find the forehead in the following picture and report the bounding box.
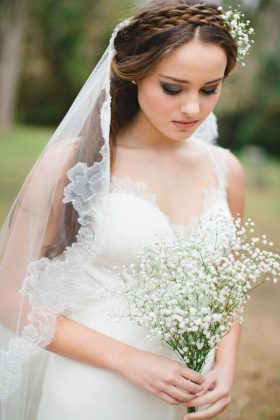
[153,38,227,83]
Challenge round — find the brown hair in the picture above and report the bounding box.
[44,0,238,258]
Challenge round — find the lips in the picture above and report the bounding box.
[172,120,199,129]
[174,120,198,124]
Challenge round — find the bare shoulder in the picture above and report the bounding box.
[207,144,245,217]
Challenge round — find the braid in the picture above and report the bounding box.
[133,5,229,33]
[115,3,231,50]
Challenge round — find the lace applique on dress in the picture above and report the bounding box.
[110,175,157,206]
[109,143,231,238]
[202,186,227,214]
[109,174,227,238]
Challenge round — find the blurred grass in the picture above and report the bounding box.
[0,124,53,219]
[0,126,279,419]
[241,152,280,242]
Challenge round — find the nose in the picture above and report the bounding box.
[180,93,200,119]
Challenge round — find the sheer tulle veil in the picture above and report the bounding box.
[0,17,218,420]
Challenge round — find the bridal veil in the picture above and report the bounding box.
[0,17,218,420]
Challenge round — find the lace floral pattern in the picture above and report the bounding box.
[0,220,99,400]
[109,143,229,239]
[110,175,157,206]
[109,175,228,238]
[63,154,108,227]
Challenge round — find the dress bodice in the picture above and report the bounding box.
[91,140,232,272]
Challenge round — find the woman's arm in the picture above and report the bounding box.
[182,151,245,420]
[47,314,205,406]
[226,151,245,218]
[213,149,245,381]
[214,323,241,384]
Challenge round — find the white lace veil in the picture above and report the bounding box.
[0,17,218,420]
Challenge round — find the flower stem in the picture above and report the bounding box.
[187,406,196,413]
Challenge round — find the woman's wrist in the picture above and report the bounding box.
[212,358,237,391]
[214,363,235,381]
[108,342,139,375]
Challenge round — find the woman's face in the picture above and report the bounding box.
[136,38,227,141]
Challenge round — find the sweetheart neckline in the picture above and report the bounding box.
[109,175,230,235]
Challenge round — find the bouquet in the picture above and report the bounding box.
[109,211,279,412]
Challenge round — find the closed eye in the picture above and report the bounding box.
[160,81,219,96]
[200,86,219,95]
[160,82,182,95]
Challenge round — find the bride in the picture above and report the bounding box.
[0,1,252,419]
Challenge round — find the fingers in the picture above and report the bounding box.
[182,396,230,419]
[176,375,204,395]
[192,375,215,398]
[158,391,181,406]
[184,389,219,408]
[184,385,230,408]
[182,368,204,386]
[166,385,195,403]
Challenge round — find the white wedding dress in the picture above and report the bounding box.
[36,140,231,420]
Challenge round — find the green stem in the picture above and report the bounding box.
[187,406,196,413]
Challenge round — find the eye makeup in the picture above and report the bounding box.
[160,81,220,96]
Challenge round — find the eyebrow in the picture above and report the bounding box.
[159,74,224,85]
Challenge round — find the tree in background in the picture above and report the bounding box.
[0,0,27,133]
[17,0,134,125]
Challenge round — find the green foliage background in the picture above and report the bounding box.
[13,0,280,154]
[17,0,135,125]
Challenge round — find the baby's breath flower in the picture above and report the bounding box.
[219,5,255,64]
[109,213,279,373]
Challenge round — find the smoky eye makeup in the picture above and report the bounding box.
[160,82,182,95]
[160,80,221,96]
[200,85,220,95]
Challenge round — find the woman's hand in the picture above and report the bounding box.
[181,366,234,419]
[116,347,205,406]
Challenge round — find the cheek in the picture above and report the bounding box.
[138,84,173,118]
[201,90,222,114]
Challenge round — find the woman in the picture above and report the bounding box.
[0,1,251,419]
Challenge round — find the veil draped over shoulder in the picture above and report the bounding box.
[0,18,218,419]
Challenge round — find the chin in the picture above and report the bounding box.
[169,131,194,142]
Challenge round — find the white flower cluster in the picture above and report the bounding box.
[111,213,279,373]
[218,5,255,65]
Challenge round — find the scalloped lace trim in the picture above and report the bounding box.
[1,145,110,400]
[0,223,100,400]
[0,21,128,402]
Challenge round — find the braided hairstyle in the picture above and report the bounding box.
[110,0,238,165]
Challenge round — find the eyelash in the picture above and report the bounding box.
[160,83,218,96]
